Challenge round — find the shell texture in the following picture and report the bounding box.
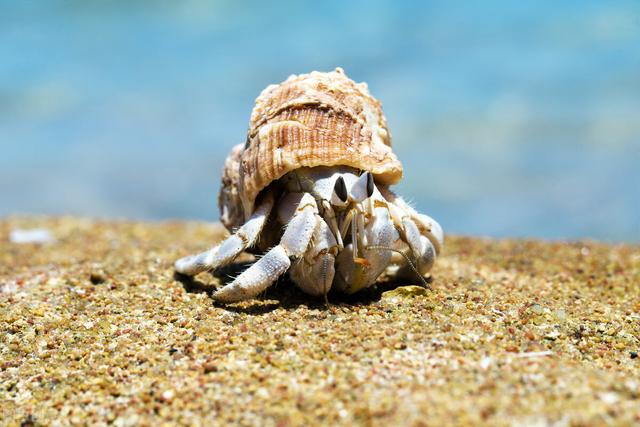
[221,68,403,227]
[218,143,245,230]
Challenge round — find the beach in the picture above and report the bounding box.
[1,217,639,426]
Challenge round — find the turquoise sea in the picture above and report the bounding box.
[1,1,639,241]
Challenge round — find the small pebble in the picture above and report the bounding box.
[382,285,430,299]
[9,228,55,244]
[161,390,175,403]
[90,272,106,285]
[203,362,218,374]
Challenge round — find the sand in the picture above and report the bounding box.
[1,217,639,426]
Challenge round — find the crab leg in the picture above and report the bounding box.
[413,213,444,254]
[335,198,399,294]
[174,191,274,276]
[396,217,437,277]
[382,189,443,254]
[213,193,319,302]
[377,191,441,280]
[289,216,338,302]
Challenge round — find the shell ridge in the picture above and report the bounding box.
[225,69,404,224]
[249,97,362,139]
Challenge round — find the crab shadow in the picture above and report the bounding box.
[173,261,431,315]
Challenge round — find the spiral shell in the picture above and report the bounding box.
[221,68,404,228]
[218,143,245,229]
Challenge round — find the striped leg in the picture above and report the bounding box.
[290,215,338,301]
[212,193,319,302]
[174,192,274,276]
[397,217,437,277]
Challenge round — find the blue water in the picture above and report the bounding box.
[1,1,639,242]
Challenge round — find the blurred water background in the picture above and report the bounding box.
[1,1,639,242]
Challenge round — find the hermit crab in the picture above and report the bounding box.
[175,68,443,302]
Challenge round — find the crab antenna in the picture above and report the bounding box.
[322,200,343,249]
[365,245,432,290]
[351,212,359,260]
[321,253,331,306]
[366,172,374,198]
[339,208,354,238]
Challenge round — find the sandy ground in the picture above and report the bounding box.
[1,217,639,426]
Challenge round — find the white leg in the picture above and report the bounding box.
[335,202,399,294]
[396,217,436,277]
[413,213,444,254]
[213,193,319,302]
[380,189,443,254]
[289,216,338,299]
[383,196,439,282]
[174,192,274,276]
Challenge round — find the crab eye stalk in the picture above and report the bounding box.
[350,171,375,202]
[334,176,348,202]
[366,172,374,198]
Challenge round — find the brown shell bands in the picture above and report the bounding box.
[220,68,404,223]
